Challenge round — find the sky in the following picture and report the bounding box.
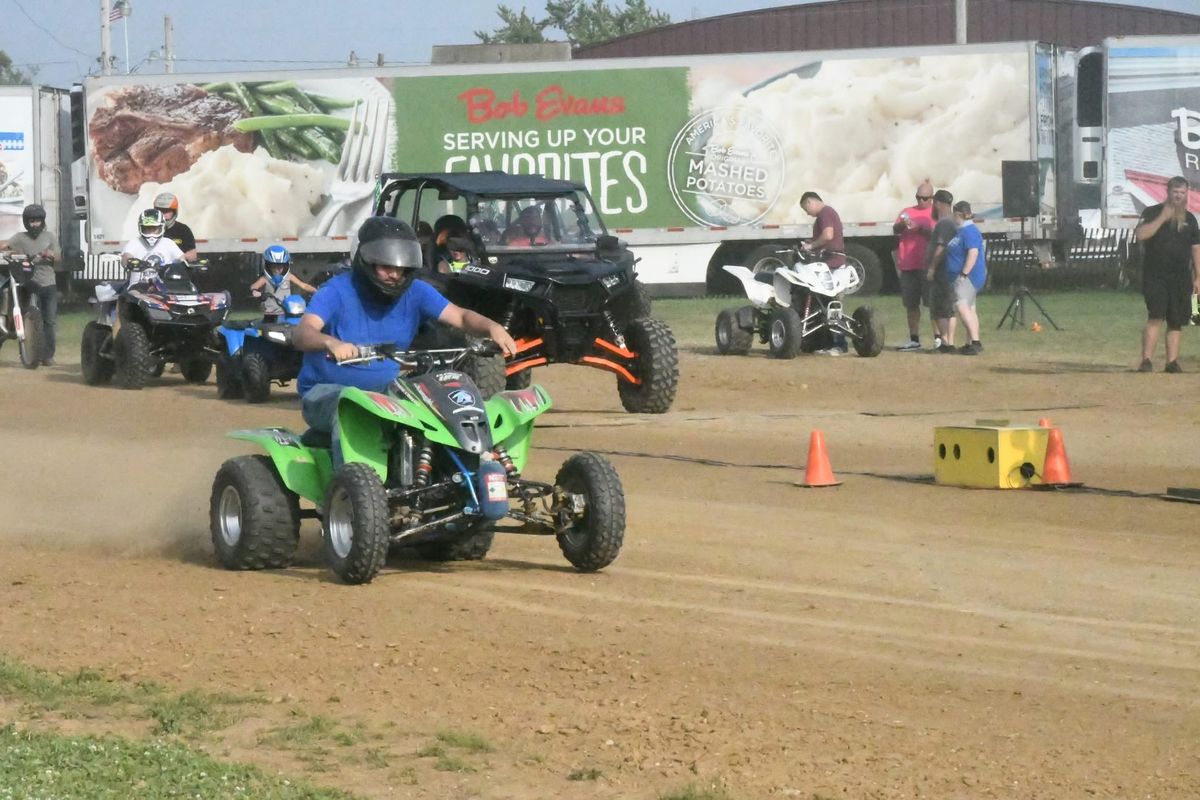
[3,0,1198,88]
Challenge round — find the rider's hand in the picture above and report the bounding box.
[251,289,262,298]
[326,339,360,363]
[489,324,519,358]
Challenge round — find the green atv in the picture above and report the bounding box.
[208,341,625,584]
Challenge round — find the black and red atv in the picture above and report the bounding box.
[373,172,678,414]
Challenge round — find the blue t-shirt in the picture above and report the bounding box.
[945,221,987,290]
[297,272,450,394]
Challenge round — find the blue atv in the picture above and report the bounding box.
[216,294,306,403]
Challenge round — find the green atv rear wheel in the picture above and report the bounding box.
[416,524,495,561]
[210,455,300,570]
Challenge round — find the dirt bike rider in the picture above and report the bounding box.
[153,192,197,262]
[293,216,517,466]
[0,204,62,355]
[249,245,317,320]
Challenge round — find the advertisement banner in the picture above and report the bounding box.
[0,93,34,242]
[394,51,1030,231]
[1105,44,1200,222]
[391,67,692,229]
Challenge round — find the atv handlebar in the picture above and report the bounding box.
[335,339,501,371]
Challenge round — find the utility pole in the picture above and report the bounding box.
[100,0,113,75]
[955,0,967,44]
[163,15,175,73]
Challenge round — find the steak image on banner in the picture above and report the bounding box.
[85,76,395,247]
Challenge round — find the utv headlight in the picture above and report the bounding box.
[147,308,173,321]
[503,276,536,293]
[600,273,622,290]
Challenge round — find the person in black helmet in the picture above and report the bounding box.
[293,216,517,454]
[1,204,62,363]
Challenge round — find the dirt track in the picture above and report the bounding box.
[2,342,1199,799]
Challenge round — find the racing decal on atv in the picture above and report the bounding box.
[448,388,476,407]
[366,392,408,416]
[266,428,300,447]
[504,387,544,413]
[462,265,490,276]
[436,371,466,383]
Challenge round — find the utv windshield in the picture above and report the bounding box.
[471,193,605,252]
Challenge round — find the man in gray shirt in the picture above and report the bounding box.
[924,189,959,353]
[2,204,62,365]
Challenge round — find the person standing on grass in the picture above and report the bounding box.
[943,201,986,356]
[894,181,936,351]
[1134,176,1200,373]
[925,190,959,353]
[0,204,62,365]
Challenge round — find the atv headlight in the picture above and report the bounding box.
[503,276,536,293]
[600,273,622,290]
[267,330,288,343]
[147,308,173,321]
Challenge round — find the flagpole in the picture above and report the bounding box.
[123,15,130,74]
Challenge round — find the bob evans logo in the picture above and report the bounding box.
[1173,107,1200,171]
[458,86,625,124]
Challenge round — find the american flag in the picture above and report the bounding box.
[108,0,129,23]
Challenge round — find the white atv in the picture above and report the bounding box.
[714,247,885,359]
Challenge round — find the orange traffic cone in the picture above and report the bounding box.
[1038,418,1052,428]
[797,430,841,487]
[1041,427,1074,486]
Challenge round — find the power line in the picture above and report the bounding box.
[8,0,94,60]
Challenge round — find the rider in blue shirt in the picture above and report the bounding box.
[293,216,516,459]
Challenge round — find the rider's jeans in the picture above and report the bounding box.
[301,384,344,468]
[35,284,57,361]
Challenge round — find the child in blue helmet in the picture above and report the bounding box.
[250,244,317,320]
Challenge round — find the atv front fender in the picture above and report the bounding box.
[228,428,331,504]
[486,384,552,472]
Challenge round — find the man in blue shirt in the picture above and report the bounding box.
[293,216,516,460]
[943,201,987,355]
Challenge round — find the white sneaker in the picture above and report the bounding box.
[816,347,844,357]
[931,336,943,351]
[897,339,922,351]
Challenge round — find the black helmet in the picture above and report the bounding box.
[353,216,423,300]
[22,204,46,237]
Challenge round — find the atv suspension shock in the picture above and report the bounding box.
[499,300,517,331]
[603,310,627,349]
[414,444,434,487]
[493,446,518,477]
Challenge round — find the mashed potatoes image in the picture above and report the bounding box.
[125,145,329,240]
[690,53,1030,223]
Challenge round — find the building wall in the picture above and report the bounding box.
[575,0,1200,59]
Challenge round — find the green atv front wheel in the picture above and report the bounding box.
[323,463,390,585]
[554,452,625,572]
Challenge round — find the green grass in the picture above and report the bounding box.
[658,783,733,800]
[0,724,357,799]
[567,766,603,781]
[260,713,362,749]
[415,743,479,773]
[434,728,494,753]
[653,290,1150,366]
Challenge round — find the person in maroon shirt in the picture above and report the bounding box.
[800,191,848,354]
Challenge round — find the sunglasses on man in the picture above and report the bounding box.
[916,194,933,201]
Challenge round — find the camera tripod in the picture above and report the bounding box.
[997,286,1061,330]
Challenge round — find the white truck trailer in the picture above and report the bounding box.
[65,36,1199,294]
[0,85,75,255]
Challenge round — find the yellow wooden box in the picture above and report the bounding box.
[933,425,1049,489]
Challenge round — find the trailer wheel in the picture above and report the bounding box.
[844,243,883,296]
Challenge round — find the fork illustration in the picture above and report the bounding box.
[312,98,389,236]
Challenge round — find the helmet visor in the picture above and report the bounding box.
[359,238,422,270]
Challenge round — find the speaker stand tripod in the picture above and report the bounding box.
[997,286,1061,331]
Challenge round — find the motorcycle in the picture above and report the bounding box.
[0,252,49,369]
[215,293,307,403]
[209,341,626,585]
[715,247,885,359]
[81,257,230,389]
